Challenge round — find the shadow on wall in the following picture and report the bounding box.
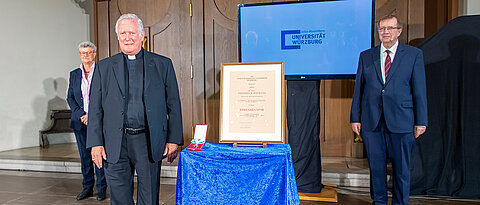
[21,77,71,148]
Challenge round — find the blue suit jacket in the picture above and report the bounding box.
[86,50,184,163]
[67,68,87,131]
[350,43,428,133]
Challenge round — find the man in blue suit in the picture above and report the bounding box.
[87,13,183,205]
[350,15,427,205]
[67,41,107,201]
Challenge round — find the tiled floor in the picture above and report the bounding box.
[0,143,478,205]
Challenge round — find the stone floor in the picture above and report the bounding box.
[0,143,478,204]
[0,170,175,204]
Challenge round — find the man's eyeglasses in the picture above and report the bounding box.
[80,51,94,55]
[378,27,400,32]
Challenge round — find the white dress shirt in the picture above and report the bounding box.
[80,62,95,113]
[380,40,399,83]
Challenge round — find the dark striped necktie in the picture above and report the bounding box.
[385,50,391,79]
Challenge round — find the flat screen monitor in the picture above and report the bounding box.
[239,0,374,80]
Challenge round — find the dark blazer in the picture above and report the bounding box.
[67,68,86,131]
[350,43,428,133]
[86,50,183,163]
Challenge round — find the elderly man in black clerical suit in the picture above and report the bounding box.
[87,13,183,205]
[67,41,107,201]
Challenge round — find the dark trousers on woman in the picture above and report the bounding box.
[74,125,107,193]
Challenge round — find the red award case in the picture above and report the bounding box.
[187,124,208,151]
[187,143,205,151]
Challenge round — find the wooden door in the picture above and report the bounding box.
[149,0,193,147]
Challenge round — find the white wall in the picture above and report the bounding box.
[459,0,480,16]
[0,0,90,151]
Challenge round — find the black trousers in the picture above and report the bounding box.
[104,133,161,205]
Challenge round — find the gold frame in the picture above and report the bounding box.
[219,62,285,144]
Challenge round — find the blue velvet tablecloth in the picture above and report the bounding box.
[176,143,300,205]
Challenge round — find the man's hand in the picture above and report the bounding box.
[91,146,106,168]
[163,143,178,163]
[414,126,426,138]
[351,123,361,136]
[80,114,88,125]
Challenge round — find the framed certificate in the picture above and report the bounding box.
[219,62,285,144]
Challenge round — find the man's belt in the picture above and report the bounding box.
[123,127,146,135]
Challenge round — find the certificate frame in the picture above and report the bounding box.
[219,62,285,144]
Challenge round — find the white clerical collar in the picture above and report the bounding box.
[127,55,136,60]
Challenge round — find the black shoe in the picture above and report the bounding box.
[96,191,107,201]
[76,189,93,201]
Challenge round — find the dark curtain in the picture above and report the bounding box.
[410,15,480,198]
[287,80,323,193]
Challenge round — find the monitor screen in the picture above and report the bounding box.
[239,0,374,80]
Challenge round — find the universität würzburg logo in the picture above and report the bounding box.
[281,29,326,50]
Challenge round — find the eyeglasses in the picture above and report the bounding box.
[378,26,400,32]
[80,51,94,55]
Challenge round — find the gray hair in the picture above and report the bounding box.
[78,41,97,52]
[376,14,403,30]
[115,13,144,38]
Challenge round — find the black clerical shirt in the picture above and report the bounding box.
[124,49,145,129]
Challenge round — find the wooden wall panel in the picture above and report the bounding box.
[96,1,110,60]
[116,0,170,27]
[321,80,355,157]
[108,0,120,55]
[408,0,425,46]
[150,0,194,145]
[204,0,238,143]
[192,0,206,130]
[424,0,459,38]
